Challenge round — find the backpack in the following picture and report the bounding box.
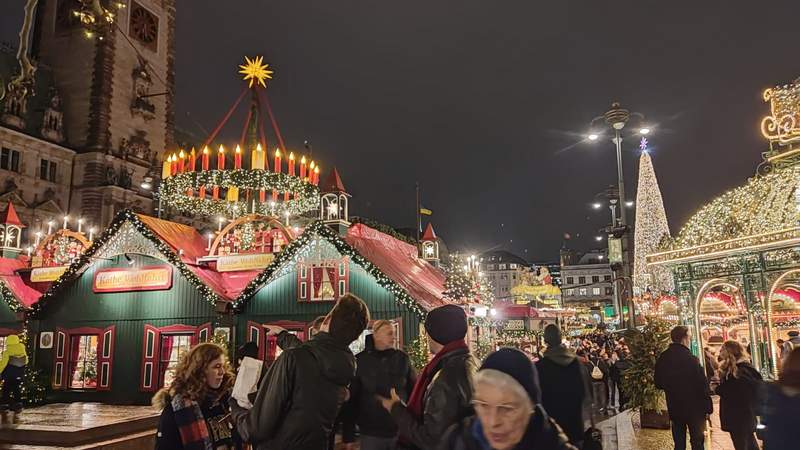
[590,361,603,380]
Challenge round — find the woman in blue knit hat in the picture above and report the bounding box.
[440,348,575,450]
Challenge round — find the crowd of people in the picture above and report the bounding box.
[5,294,800,449]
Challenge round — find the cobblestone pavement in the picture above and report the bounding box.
[629,397,751,450]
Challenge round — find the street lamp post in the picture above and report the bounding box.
[588,102,650,330]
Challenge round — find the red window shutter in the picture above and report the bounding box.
[338,257,350,297]
[195,322,212,344]
[297,261,308,301]
[97,325,115,391]
[247,321,265,360]
[140,325,160,392]
[52,328,67,389]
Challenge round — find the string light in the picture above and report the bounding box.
[633,145,674,293]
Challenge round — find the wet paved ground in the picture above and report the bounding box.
[0,402,158,432]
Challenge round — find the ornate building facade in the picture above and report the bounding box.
[0,0,176,240]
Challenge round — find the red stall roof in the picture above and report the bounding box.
[345,223,446,311]
[0,257,43,308]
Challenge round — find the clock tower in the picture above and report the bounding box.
[32,0,176,226]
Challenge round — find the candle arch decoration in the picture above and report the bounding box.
[159,56,322,219]
[208,214,296,257]
[31,229,92,268]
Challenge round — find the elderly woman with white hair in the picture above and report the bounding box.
[441,348,575,450]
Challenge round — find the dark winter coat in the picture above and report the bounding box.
[762,383,800,450]
[536,345,588,445]
[439,406,576,450]
[230,332,354,450]
[609,357,631,386]
[155,391,239,450]
[391,347,478,450]
[715,362,763,432]
[342,347,416,441]
[654,343,712,421]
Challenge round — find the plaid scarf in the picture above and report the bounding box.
[171,393,214,450]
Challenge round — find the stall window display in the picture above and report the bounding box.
[159,334,193,388]
[69,335,98,389]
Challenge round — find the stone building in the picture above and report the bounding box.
[0,0,176,240]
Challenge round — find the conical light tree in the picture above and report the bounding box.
[633,139,674,293]
[442,254,479,303]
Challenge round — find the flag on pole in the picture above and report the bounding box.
[420,207,433,216]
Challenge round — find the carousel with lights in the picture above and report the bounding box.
[647,75,800,377]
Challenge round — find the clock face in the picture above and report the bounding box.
[130,3,158,49]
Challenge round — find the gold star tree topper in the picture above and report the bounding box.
[239,55,273,88]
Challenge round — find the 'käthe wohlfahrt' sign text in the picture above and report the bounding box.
[31,266,68,282]
[216,253,274,272]
[93,266,173,293]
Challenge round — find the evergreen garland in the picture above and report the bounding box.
[31,209,221,315]
[233,221,427,318]
[622,317,671,411]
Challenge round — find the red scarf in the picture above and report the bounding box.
[406,339,468,418]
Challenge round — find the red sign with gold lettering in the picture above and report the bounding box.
[93,266,173,293]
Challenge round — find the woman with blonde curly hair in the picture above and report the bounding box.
[153,342,238,450]
[715,340,763,450]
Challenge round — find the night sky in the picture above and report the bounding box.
[3,1,800,262]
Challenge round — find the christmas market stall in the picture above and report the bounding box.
[232,218,450,360]
[491,304,562,357]
[647,76,800,377]
[28,210,234,405]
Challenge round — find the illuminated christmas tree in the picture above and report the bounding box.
[442,254,478,303]
[633,138,675,293]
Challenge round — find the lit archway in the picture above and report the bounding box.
[693,279,751,369]
[767,269,800,377]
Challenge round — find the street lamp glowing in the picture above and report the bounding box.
[588,133,599,141]
[592,202,602,210]
[639,127,651,135]
[595,236,603,242]
[625,201,635,207]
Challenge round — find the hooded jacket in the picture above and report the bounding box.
[535,345,589,445]
[230,332,355,450]
[0,335,27,377]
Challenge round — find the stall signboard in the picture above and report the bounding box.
[217,253,274,272]
[31,266,68,282]
[93,266,173,293]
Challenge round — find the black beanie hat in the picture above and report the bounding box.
[424,304,467,345]
[480,348,541,405]
[544,324,563,347]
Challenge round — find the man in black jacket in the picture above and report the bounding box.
[379,304,478,450]
[654,326,712,450]
[536,324,590,447]
[231,294,370,450]
[343,320,416,450]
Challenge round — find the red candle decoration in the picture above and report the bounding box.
[188,147,197,171]
[212,186,219,199]
[201,146,210,171]
[272,189,278,201]
[234,145,242,169]
[313,166,320,185]
[199,185,206,198]
[274,148,282,174]
[284,191,289,201]
[288,152,295,176]
[217,145,226,170]
[170,154,178,176]
[177,150,186,173]
[259,189,266,202]
[300,156,307,179]
[308,161,315,182]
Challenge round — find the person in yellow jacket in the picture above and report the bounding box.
[0,334,28,412]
